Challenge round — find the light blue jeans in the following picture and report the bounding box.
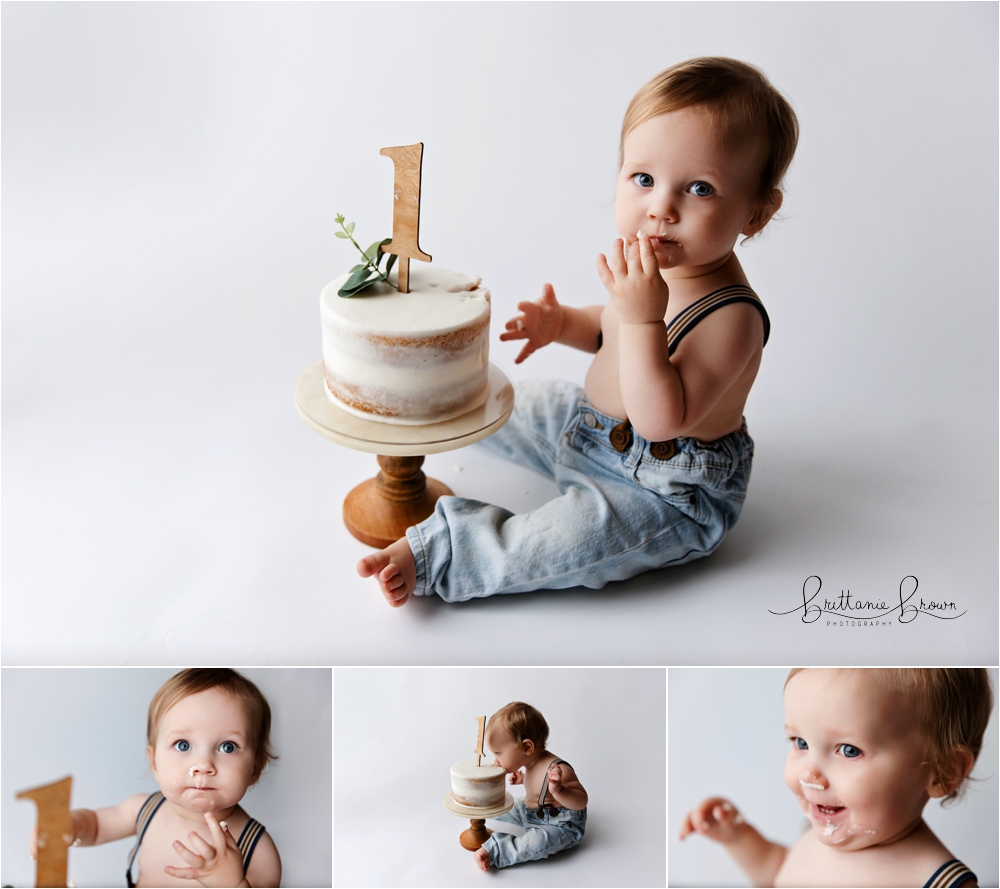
[482,798,587,868]
[406,379,753,602]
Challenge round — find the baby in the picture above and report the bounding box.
[359,56,798,605]
[473,701,587,871]
[680,669,993,888]
[31,669,281,888]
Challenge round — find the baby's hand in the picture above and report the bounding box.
[547,763,564,793]
[499,283,564,363]
[596,231,670,325]
[30,812,81,860]
[508,769,524,786]
[164,813,247,887]
[679,797,745,844]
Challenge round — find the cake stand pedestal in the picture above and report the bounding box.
[295,360,514,548]
[443,792,515,851]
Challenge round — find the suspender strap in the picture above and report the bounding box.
[235,818,267,872]
[126,791,167,888]
[537,759,571,810]
[666,285,770,357]
[924,859,977,888]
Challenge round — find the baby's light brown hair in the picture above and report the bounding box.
[786,668,993,802]
[621,57,799,209]
[487,702,549,750]
[148,668,278,783]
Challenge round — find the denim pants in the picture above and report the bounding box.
[481,798,587,868]
[406,379,754,602]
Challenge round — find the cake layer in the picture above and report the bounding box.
[450,761,506,809]
[321,264,491,425]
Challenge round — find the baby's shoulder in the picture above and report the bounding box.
[244,825,281,888]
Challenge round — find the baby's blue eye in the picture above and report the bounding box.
[219,742,238,754]
[632,172,654,188]
[838,744,862,758]
[173,740,190,752]
[794,738,808,750]
[687,181,713,197]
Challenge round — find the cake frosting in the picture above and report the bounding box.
[321,264,491,424]
[450,761,506,809]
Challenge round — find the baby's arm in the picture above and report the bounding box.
[597,234,762,440]
[500,283,602,363]
[679,798,786,889]
[546,763,588,810]
[31,793,147,858]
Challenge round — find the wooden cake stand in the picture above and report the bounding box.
[443,791,515,851]
[295,360,514,548]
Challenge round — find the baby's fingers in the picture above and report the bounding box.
[172,839,208,868]
[515,341,536,364]
[163,864,202,881]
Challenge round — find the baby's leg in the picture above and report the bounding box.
[358,380,579,607]
[480,819,584,868]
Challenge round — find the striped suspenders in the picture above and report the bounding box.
[924,859,977,888]
[536,759,571,816]
[126,792,167,888]
[126,790,266,887]
[665,284,770,357]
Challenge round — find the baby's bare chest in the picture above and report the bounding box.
[776,834,932,888]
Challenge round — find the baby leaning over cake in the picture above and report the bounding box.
[30,669,281,888]
[473,702,588,871]
[359,56,799,605]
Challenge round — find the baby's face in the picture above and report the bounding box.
[783,670,934,850]
[148,687,256,815]
[486,725,528,773]
[615,106,764,275]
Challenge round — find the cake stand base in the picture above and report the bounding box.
[296,360,514,548]
[460,819,492,851]
[343,455,453,548]
[443,791,515,852]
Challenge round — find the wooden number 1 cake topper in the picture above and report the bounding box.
[379,143,432,293]
[474,715,486,767]
[17,775,73,888]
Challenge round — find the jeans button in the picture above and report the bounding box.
[583,413,597,428]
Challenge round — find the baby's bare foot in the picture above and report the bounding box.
[473,847,490,871]
[357,536,417,607]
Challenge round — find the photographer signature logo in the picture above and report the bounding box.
[769,576,967,625]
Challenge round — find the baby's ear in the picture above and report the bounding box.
[927,747,975,798]
[742,189,783,237]
[521,739,535,756]
[146,746,157,777]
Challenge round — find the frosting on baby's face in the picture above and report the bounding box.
[783,670,936,852]
[147,687,256,819]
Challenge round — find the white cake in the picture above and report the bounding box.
[321,264,491,424]
[450,761,506,809]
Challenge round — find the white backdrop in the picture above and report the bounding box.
[2,2,996,666]
[0,668,332,888]
[333,667,666,887]
[667,669,1000,887]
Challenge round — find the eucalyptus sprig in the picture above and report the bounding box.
[334,213,398,297]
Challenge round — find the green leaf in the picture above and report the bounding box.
[385,252,398,279]
[337,265,378,296]
[335,231,348,239]
[348,262,369,275]
[345,221,355,234]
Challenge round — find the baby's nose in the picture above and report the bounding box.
[798,770,827,791]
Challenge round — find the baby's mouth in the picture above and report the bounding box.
[811,802,847,822]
